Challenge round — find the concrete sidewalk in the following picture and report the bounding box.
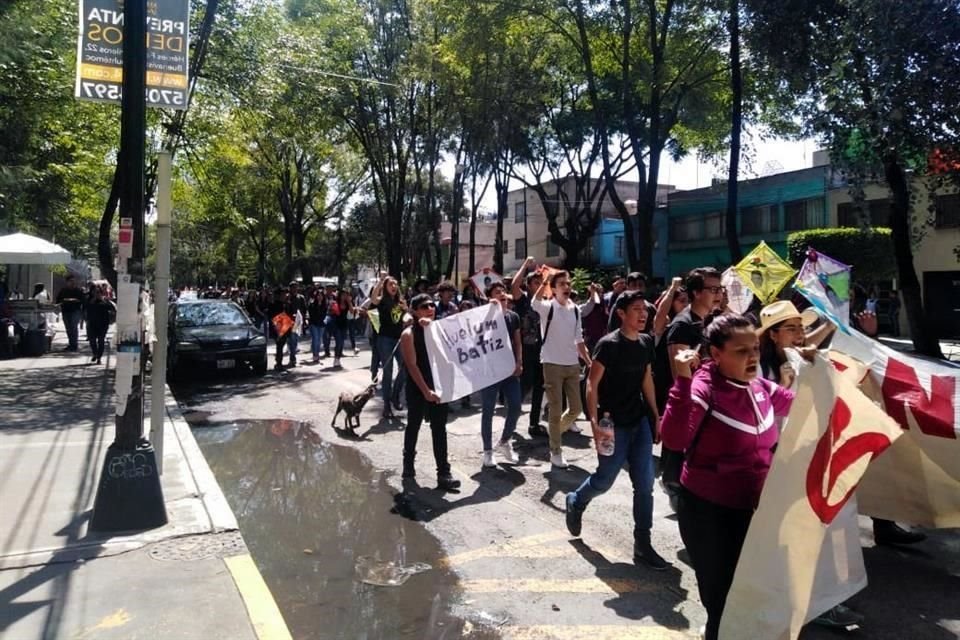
[0,326,291,640]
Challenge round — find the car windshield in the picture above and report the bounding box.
[176,302,249,327]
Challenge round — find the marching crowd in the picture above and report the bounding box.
[349,259,926,640]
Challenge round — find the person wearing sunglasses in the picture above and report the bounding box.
[399,293,461,491]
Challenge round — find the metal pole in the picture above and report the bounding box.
[151,151,172,475]
[91,0,167,531]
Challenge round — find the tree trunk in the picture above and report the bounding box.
[468,204,478,276]
[726,0,744,264]
[883,155,943,358]
[97,166,121,288]
[494,184,508,274]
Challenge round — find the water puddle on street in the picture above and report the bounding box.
[191,419,502,640]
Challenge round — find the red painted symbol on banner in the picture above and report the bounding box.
[806,397,892,524]
[881,357,956,439]
[118,229,132,244]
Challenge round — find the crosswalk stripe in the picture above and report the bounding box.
[504,625,695,640]
[460,578,656,594]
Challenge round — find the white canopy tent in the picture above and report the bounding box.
[0,232,72,265]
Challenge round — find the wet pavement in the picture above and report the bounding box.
[191,419,502,640]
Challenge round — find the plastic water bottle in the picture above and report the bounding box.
[597,412,615,456]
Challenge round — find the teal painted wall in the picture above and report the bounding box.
[666,167,829,275]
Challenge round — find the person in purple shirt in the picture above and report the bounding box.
[660,314,795,640]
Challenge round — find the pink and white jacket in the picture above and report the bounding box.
[661,361,795,510]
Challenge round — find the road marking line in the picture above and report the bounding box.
[460,578,656,594]
[504,625,695,639]
[225,553,293,640]
[440,531,568,566]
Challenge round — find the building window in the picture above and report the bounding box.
[704,212,725,238]
[837,199,892,227]
[784,198,824,231]
[514,201,526,223]
[741,205,778,235]
[514,238,526,259]
[935,193,960,228]
[546,236,559,257]
[669,216,701,242]
[502,239,509,254]
[614,235,624,259]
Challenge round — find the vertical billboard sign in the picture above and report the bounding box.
[75,0,190,110]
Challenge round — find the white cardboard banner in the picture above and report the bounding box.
[425,303,515,403]
[720,354,903,639]
[830,331,960,527]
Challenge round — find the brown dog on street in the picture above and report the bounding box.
[331,384,377,432]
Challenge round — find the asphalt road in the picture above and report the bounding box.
[173,342,960,640]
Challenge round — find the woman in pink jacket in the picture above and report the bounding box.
[660,314,794,640]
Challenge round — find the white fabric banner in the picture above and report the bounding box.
[830,331,960,527]
[425,303,515,403]
[720,353,903,639]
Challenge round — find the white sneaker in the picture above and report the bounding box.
[568,423,583,434]
[333,357,341,368]
[550,452,568,468]
[495,441,518,463]
[482,450,497,467]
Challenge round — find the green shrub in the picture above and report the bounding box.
[786,227,896,281]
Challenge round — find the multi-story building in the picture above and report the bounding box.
[666,165,832,276]
[664,152,960,337]
[501,178,675,279]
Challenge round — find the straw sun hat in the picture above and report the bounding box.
[756,300,819,336]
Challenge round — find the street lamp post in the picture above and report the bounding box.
[91,0,167,532]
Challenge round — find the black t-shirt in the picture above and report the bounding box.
[377,297,405,339]
[665,306,705,351]
[56,286,86,314]
[593,330,655,426]
[514,293,541,346]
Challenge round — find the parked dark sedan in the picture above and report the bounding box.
[168,299,267,380]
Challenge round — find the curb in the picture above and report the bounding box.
[167,386,293,640]
[165,387,238,531]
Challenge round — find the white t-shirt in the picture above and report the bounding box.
[534,297,584,366]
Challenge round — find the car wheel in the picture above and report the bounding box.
[253,357,268,376]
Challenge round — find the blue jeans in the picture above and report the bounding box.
[309,324,324,359]
[377,335,403,408]
[570,418,655,539]
[287,332,300,362]
[480,376,522,450]
[63,310,82,350]
[329,325,345,358]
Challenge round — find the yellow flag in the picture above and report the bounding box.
[732,241,797,304]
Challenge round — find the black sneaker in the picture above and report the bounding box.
[528,424,548,438]
[873,520,926,546]
[565,493,583,537]
[812,604,864,629]
[634,541,669,571]
[437,474,461,491]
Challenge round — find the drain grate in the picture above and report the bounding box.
[148,531,247,561]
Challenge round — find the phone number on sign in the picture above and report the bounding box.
[80,81,185,107]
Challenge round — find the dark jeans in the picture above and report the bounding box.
[570,419,655,538]
[480,375,522,450]
[88,325,108,360]
[275,332,290,365]
[63,310,82,350]
[403,389,450,476]
[377,335,403,407]
[677,487,753,640]
[521,344,544,427]
[369,332,381,376]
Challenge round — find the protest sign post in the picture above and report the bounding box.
[425,304,515,402]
